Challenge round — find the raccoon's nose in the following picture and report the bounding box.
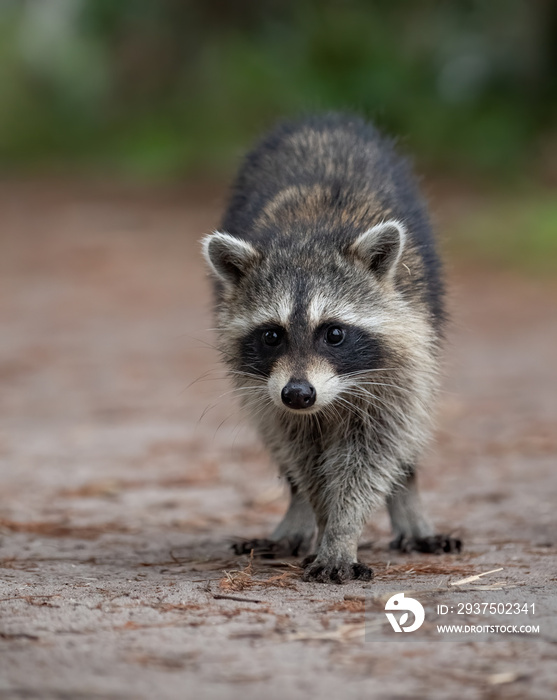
[281,380,316,410]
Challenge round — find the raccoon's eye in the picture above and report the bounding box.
[262,329,284,347]
[325,326,345,346]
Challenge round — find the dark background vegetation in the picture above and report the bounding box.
[0,0,556,267]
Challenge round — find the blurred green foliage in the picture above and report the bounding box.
[445,191,557,272]
[0,0,556,177]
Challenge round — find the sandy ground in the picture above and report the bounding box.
[0,181,556,700]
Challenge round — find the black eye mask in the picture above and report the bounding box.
[239,324,288,378]
[238,321,387,379]
[313,323,386,376]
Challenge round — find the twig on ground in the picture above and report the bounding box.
[212,593,263,604]
[450,567,504,586]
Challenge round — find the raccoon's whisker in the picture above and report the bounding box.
[214,414,234,437]
[233,388,269,397]
[334,395,375,424]
[337,368,397,380]
[212,393,273,440]
[325,400,346,426]
[349,381,415,395]
[239,400,276,435]
[319,404,336,426]
[198,401,219,424]
[231,360,270,376]
[181,367,233,393]
[350,385,430,414]
[227,370,267,382]
[174,333,226,353]
[338,388,407,425]
[198,388,267,418]
[352,397,412,431]
[311,411,325,443]
[231,397,275,446]
[182,335,264,376]
[201,396,257,427]
[324,403,349,437]
[219,386,268,399]
[347,387,407,413]
[344,381,416,407]
[311,413,322,441]
[198,386,270,429]
[224,391,268,405]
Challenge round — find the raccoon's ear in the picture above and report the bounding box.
[348,220,406,280]
[202,231,260,287]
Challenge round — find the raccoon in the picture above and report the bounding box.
[202,113,461,584]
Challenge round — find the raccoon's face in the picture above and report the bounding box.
[202,220,422,415]
[237,315,385,414]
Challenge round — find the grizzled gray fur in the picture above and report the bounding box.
[202,114,461,584]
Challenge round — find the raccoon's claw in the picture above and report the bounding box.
[232,536,304,558]
[301,557,374,584]
[232,538,282,558]
[390,533,462,554]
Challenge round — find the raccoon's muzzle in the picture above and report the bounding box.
[281,379,316,410]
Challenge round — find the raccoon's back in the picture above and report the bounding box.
[220,113,444,327]
[222,113,426,238]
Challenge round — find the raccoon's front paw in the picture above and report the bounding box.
[232,537,304,558]
[390,533,462,554]
[301,555,374,584]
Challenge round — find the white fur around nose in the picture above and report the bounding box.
[268,359,341,413]
[308,362,342,409]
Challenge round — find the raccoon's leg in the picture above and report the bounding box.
[269,481,317,555]
[301,485,374,584]
[232,479,317,558]
[302,513,373,584]
[387,467,462,554]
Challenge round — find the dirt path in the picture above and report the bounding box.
[0,182,556,699]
